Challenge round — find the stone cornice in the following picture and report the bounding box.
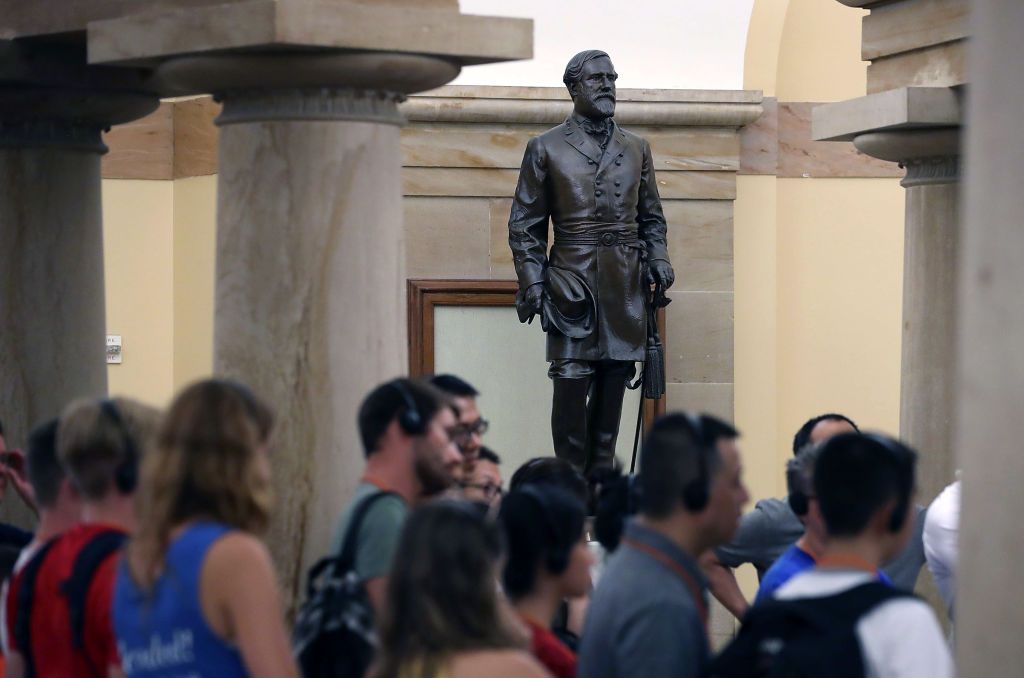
[216,89,406,126]
[403,86,764,128]
[812,87,962,142]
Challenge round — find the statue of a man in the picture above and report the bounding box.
[508,50,674,473]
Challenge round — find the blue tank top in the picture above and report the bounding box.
[112,522,248,677]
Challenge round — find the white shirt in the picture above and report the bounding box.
[775,569,953,678]
[924,480,960,613]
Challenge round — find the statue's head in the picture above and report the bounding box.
[563,50,617,121]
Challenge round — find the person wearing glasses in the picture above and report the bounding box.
[462,447,503,509]
[429,375,489,480]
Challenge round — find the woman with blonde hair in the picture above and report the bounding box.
[371,500,549,678]
[111,379,298,677]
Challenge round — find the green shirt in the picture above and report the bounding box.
[330,482,408,581]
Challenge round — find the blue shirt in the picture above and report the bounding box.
[756,543,895,604]
[756,543,816,603]
[578,519,709,678]
[112,522,247,677]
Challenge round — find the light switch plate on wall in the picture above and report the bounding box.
[106,335,122,364]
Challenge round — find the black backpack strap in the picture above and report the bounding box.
[13,538,58,678]
[59,530,127,657]
[337,491,400,573]
[794,580,917,624]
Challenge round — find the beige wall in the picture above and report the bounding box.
[736,0,904,523]
[102,180,175,407]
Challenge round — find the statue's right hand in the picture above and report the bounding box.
[525,283,544,313]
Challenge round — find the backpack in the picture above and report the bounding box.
[14,529,127,678]
[706,581,914,678]
[293,491,399,678]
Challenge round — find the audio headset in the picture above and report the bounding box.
[863,433,915,534]
[681,412,710,512]
[99,399,139,494]
[786,452,812,517]
[516,484,571,573]
[391,380,426,435]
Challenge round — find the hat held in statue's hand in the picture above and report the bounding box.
[515,267,595,339]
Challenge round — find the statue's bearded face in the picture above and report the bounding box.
[570,56,617,120]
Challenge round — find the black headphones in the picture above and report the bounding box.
[681,412,710,512]
[518,485,571,574]
[391,380,426,435]
[786,453,811,517]
[864,433,914,533]
[99,400,139,494]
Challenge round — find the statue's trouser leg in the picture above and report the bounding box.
[585,360,636,472]
[549,360,594,472]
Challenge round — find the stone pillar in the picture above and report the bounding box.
[956,2,1024,670]
[854,129,960,501]
[155,53,460,603]
[0,42,156,527]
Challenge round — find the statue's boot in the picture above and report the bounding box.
[585,361,635,473]
[551,376,591,473]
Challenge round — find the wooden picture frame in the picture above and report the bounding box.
[407,278,667,430]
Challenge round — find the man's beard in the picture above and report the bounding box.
[413,440,454,497]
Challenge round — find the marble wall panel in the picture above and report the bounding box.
[666,382,735,421]
[401,125,740,172]
[862,0,968,61]
[173,96,220,178]
[867,40,966,93]
[739,97,778,175]
[403,167,737,200]
[778,103,903,178]
[404,196,491,278]
[663,200,733,292]
[487,198,517,279]
[665,291,734,384]
[101,103,174,180]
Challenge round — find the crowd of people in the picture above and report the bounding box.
[0,372,959,677]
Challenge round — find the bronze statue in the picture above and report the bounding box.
[508,50,674,473]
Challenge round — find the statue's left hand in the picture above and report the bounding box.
[649,260,675,290]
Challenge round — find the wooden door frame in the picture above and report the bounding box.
[407,278,667,428]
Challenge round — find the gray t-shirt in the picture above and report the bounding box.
[578,520,709,678]
[715,497,928,590]
[330,482,408,581]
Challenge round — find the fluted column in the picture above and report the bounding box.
[0,42,157,527]
[854,129,960,502]
[156,53,460,604]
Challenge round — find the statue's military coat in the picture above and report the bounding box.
[508,114,671,362]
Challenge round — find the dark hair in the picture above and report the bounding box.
[0,417,4,437]
[814,433,916,538]
[786,442,823,517]
[478,446,501,465]
[639,413,731,518]
[509,457,587,504]
[592,467,640,552]
[357,379,446,457]
[792,413,859,455]
[499,485,586,600]
[428,374,479,398]
[375,501,521,677]
[563,49,611,90]
[26,419,64,509]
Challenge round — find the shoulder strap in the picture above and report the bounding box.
[14,538,58,678]
[805,580,917,623]
[337,491,400,573]
[60,530,128,652]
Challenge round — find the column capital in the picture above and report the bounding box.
[853,128,960,187]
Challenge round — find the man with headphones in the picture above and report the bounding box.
[752,433,952,677]
[6,397,160,678]
[329,378,461,617]
[578,412,749,678]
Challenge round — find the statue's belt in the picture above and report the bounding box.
[553,229,640,247]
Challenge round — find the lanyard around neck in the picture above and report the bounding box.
[621,536,708,629]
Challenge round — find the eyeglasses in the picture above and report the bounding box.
[452,419,489,442]
[462,481,503,500]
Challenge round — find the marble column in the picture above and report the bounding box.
[854,129,960,502]
[957,2,1024,670]
[156,54,460,605]
[0,41,157,527]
